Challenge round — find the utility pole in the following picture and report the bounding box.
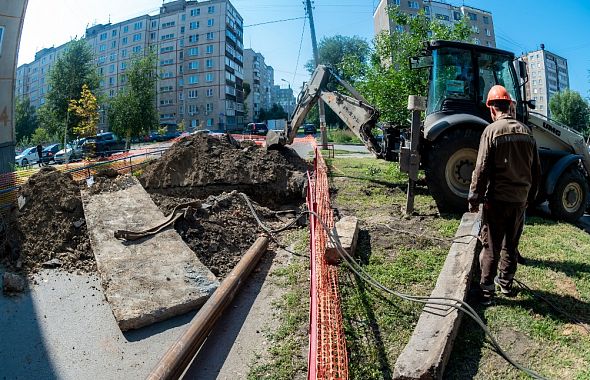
[305,0,328,148]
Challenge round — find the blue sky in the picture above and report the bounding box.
[18,0,590,96]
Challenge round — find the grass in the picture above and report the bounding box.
[248,228,310,380]
[327,129,362,145]
[326,155,590,379]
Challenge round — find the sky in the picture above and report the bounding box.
[17,0,590,97]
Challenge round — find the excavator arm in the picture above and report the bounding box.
[266,65,383,157]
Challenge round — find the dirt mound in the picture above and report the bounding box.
[150,191,287,278]
[140,134,309,207]
[4,167,94,274]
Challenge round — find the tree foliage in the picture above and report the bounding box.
[68,84,99,138]
[548,89,589,135]
[305,35,370,81]
[108,52,159,146]
[350,8,473,125]
[259,103,288,121]
[15,97,38,143]
[29,127,52,146]
[46,39,99,137]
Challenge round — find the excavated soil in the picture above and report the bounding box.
[2,167,94,274]
[140,134,309,207]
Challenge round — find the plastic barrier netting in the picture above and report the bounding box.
[307,147,348,379]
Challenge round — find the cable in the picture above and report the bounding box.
[244,16,307,28]
[236,192,549,379]
[292,17,307,85]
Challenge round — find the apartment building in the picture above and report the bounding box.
[16,0,245,132]
[521,44,569,117]
[243,48,274,122]
[271,85,296,117]
[373,0,496,47]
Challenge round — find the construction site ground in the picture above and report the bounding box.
[2,138,590,379]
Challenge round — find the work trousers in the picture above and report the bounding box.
[479,200,526,288]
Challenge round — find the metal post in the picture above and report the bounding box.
[404,96,426,216]
[305,0,328,148]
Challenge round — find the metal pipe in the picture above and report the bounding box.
[147,236,270,380]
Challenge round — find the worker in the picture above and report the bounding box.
[468,85,540,305]
[36,144,43,167]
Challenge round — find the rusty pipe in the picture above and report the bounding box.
[147,236,270,380]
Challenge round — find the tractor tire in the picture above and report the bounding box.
[548,168,588,223]
[425,128,481,214]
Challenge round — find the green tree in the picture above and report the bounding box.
[45,39,99,137]
[549,89,589,135]
[68,84,99,138]
[108,52,159,148]
[29,127,52,146]
[259,103,288,121]
[353,8,472,125]
[15,97,38,143]
[305,35,370,81]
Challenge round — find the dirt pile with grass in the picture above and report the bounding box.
[140,134,309,207]
[5,167,94,274]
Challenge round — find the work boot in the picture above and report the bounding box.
[478,284,495,306]
[494,276,517,297]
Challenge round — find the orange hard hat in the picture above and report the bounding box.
[486,85,512,107]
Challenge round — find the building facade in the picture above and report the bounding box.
[271,85,295,117]
[243,48,274,122]
[521,45,569,117]
[16,0,245,132]
[373,0,496,48]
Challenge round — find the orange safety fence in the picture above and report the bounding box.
[307,146,348,379]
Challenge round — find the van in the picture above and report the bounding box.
[245,122,268,136]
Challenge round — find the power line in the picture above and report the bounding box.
[243,16,306,28]
[292,17,307,84]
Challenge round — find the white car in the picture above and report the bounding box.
[15,146,40,166]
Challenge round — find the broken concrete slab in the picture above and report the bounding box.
[325,216,359,264]
[2,272,26,295]
[82,177,219,331]
[393,212,481,380]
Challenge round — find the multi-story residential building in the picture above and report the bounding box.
[243,48,274,122]
[521,44,569,117]
[271,85,295,117]
[374,0,496,48]
[16,0,245,132]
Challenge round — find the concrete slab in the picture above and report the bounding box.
[393,212,480,380]
[326,216,359,264]
[82,178,219,331]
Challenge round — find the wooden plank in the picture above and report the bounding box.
[393,212,481,380]
[82,177,219,331]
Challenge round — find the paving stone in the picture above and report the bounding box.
[325,216,359,265]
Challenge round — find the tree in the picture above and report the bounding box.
[305,35,370,81]
[68,84,99,138]
[29,127,52,146]
[15,97,38,143]
[45,39,99,137]
[352,8,472,125]
[108,52,159,147]
[259,103,288,121]
[549,89,589,135]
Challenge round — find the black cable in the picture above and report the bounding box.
[244,16,307,28]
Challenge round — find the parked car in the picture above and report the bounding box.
[54,138,87,164]
[39,144,61,165]
[245,122,268,136]
[15,146,40,166]
[303,123,317,135]
[82,132,126,157]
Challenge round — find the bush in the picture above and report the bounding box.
[327,129,362,144]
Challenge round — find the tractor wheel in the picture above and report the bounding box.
[425,128,481,213]
[548,168,588,223]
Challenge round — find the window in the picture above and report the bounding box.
[189,75,199,84]
[533,88,538,94]
[207,32,215,40]
[190,8,201,17]
[162,21,176,28]
[180,26,185,34]
[532,80,537,85]
[206,88,214,97]
[206,59,213,68]
[161,46,174,53]
[188,89,198,98]
[123,25,129,33]
[133,33,142,42]
[132,45,141,53]
[161,99,174,106]
[472,26,479,33]
[160,58,174,65]
[483,16,489,25]
[178,78,184,86]
[206,73,214,82]
[207,118,214,127]
[424,6,430,15]
[181,14,186,21]
[121,49,127,58]
[120,62,127,70]
[474,38,480,45]
[391,0,400,5]
[111,41,117,49]
[122,37,128,45]
[190,21,200,30]
[150,32,156,39]
[109,53,116,61]
[109,77,115,86]
[407,1,419,9]
[453,11,461,20]
[112,30,117,37]
[206,45,214,54]
[163,71,174,79]
[208,5,215,14]
[161,33,175,40]
[468,12,477,21]
[109,89,115,97]
[134,21,143,30]
[395,25,404,33]
[189,60,199,69]
[188,104,198,114]
[160,86,174,92]
[207,18,214,27]
[189,47,199,56]
[189,34,199,43]
[151,20,158,28]
[179,92,184,101]
[99,44,106,52]
[100,32,108,41]
[485,28,491,37]
[435,14,449,21]
[109,64,115,74]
